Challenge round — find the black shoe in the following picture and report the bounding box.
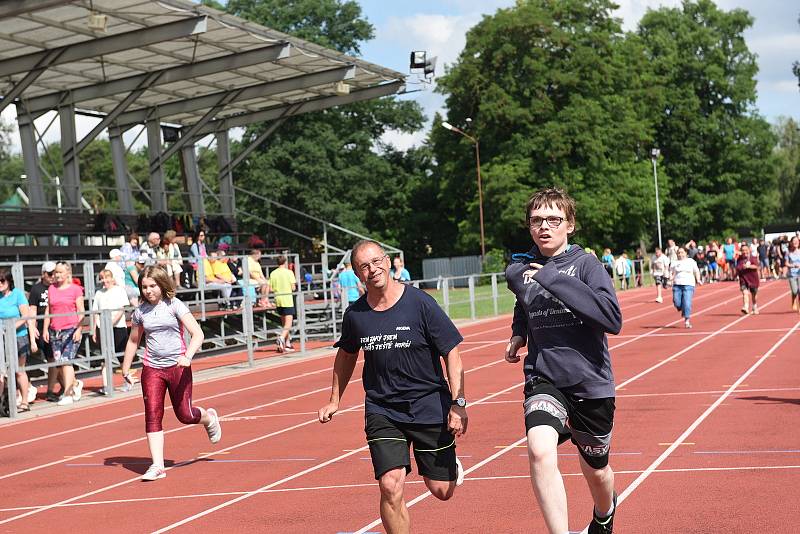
[45,391,60,402]
[587,492,617,534]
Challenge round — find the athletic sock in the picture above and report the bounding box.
[596,500,615,519]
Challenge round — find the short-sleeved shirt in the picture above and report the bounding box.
[47,283,84,331]
[787,249,800,278]
[269,267,296,308]
[28,281,49,333]
[338,269,361,303]
[651,255,670,276]
[104,261,126,287]
[723,244,736,261]
[211,260,236,283]
[124,265,138,288]
[706,249,718,263]
[757,244,769,260]
[671,258,699,286]
[247,256,264,280]
[736,256,760,289]
[334,285,463,424]
[390,268,411,282]
[131,298,191,368]
[92,286,129,328]
[0,288,29,337]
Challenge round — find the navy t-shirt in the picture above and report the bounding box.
[334,285,463,424]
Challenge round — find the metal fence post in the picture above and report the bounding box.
[491,273,498,316]
[99,310,115,397]
[83,262,97,330]
[298,288,307,353]
[4,319,18,418]
[241,256,255,367]
[442,278,450,316]
[468,275,476,320]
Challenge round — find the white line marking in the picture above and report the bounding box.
[617,318,800,506]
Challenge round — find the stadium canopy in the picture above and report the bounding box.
[0,0,407,219]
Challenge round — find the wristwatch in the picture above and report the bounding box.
[452,397,467,408]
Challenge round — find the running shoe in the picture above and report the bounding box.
[740,307,749,315]
[141,464,166,481]
[276,336,285,353]
[285,341,296,352]
[655,297,663,303]
[205,408,222,444]
[684,319,692,329]
[587,492,617,534]
[72,379,84,402]
[45,391,60,402]
[455,457,465,486]
[751,305,759,315]
[56,395,74,406]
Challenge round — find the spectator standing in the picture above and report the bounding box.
[736,244,760,315]
[123,257,143,306]
[390,256,411,282]
[722,237,737,281]
[28,262,63,402]
[601,248,614,277]
[786,236,800,313]
[685,240,698,259]
[268,256,297,353]
[695,248,709,284]
[0,268,37,411]
[634,249,645,287]
[92,270,130,395]
[706,242,719,282]
[104,249,126,287]
[614,254,628,290]
[42,261,84,406]
[188,229,208,287]
[757,238,770,281]
[163,230,184,287]
[120,266,220,481]
[650,247,670,303]
[120,233,140,262]
[666,239,679,265]
[670,247,702,328]
[338,261,363,305]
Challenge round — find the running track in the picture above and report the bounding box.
[1,280,798,533]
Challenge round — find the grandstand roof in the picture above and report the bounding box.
[0,0,407,128]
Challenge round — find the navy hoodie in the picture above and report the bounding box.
[506,244,622,398]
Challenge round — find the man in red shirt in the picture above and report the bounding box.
[736,244,760,315]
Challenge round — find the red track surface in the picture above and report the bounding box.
[1,280,798,533]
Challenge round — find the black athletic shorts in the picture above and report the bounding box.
[523,378,615,469]
[365,413,457,481]
[276,306,296,317]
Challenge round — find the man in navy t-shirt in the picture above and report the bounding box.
[319,240,467,532]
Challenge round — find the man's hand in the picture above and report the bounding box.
[176,355,191,367]
[318,401,339,423]
[505,336,526,363]
[448,406,468,437]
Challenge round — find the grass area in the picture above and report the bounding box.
[426,283,516,320]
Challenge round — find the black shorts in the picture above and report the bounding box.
[365,413,457,481]
[654,275,668,288]
[739,283,758,295]
[523,378,615,469]
[276,306,296,317]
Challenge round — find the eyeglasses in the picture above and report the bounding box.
[528,216,565,229]
[357,254,387,273]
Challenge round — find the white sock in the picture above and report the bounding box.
[597,500,615,518]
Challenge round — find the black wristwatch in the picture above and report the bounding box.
[452,397,467,408]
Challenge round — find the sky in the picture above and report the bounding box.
[1,0,797,153]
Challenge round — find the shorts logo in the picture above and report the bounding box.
[579,444,609,456]
[527,399,561,418]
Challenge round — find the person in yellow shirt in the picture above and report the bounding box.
[202,251,234,310]
[246,249,270,307]
[268,255,297,352]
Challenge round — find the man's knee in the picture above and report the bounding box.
[378,468,406,503]
[527,426,559,468]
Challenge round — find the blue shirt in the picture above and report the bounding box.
[0,287,28,337]
[788,249,800,278]
[338,269,361,304]
[723,244,736,261]
[391,268,411,282]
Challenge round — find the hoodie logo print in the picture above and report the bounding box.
[523,269,537,284]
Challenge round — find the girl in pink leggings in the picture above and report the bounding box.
[121,266,221,481]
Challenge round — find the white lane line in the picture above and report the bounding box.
[0,341,510,524]
[350,289,790,534]
[3,464,798,514]
[152,380,525,533]
[478,385,800,403]
[617,318,800,506]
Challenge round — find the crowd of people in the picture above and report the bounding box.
[0,229,305,415]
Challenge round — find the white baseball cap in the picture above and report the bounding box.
[109,248,122,258]
[41,261,57,273]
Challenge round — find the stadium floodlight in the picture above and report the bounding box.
[88,12,108,32]
[410,51,427,69]
[441,121,454,131]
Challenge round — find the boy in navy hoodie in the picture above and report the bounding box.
[505,188,622,534]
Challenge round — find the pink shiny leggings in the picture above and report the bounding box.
[141,365,202,433]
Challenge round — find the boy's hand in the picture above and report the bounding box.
[505,336,526,363]
[527,262,545,276]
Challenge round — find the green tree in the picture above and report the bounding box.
[433,0,658,254]
[773,116,800,222]
[638,0,777,239]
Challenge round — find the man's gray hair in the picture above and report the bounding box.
[351,240,385,265]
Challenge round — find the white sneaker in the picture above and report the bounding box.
[276,336,285,353]
[72,379,83,402]
[141,464,166,481]
[205,408,222,444]
[684,319,692,329]
[57,395,74,406]
[27,384,38,403]
[655,297,663,303]
[455,457,465,486]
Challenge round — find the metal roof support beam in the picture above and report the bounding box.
[216,112,293,184]
[0,15,208,77]
[215,130,234,220]
[0,48,64,115]
[0,0,72,19]
[116,65,356,127]
[180,144,205,218]
[16,106,46,209]
[146,120,167,213]
[59,105,81,210]
[108,126,135,215]
[22,43,291,115]
[194,81,405,136]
